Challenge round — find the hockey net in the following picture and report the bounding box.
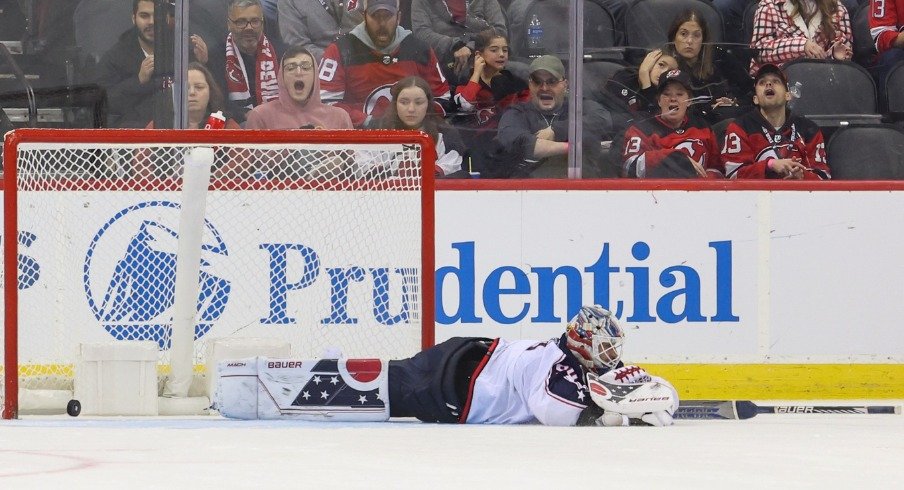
[2,129,436,418]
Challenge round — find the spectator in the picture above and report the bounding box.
[318,0,452,128]
[207,0,281,124]
[454,28,530,127]
[750,0,853,75]
[136,63,241,180]
[452,28,530,174]
[145,62,241,129]
[224,47,353,181]
[622,69,723,179]
[410,0,507,83]
[599,46,680,124]
[870,0,904,94]
[375,76,468,178]
[721,64,831,179]
[245,46,353,129]
[278,0,363,63]
[667,9,750,122]
[95,0,208,128]
[495,55,615,178]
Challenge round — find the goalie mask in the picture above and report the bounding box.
[565,305,624,372]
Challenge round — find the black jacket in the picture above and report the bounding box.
[94,28,157,128]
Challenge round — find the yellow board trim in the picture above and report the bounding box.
[644,364,904,399]
[5,364,903,400]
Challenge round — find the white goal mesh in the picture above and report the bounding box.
[2,129,435,418]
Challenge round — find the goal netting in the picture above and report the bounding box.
[2,129,436,418]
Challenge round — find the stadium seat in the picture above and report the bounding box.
[827,124,904,179]
[742,0,758,46]
[782,59,880,126]
[851,2,877,68]
[883,62,904,118]
[624,0,723,49]
[510,0,617,59]
[73,0,134,63]
[583,59,628,101]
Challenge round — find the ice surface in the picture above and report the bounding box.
[2,403,903,489]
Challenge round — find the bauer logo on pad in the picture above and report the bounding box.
[83,201,231,348]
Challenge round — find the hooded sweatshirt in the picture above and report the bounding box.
[245,48,353,130]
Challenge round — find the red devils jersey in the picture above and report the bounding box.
[721,109,830,180]
[622,115,723,178]
[319,31,451,127]
[870,0,904,54]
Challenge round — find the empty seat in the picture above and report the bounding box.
[510,0,617,58]
[782,59,880,126]
[883,61,904,117]
[826,124,904,179]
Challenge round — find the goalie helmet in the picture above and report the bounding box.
[565,305,624,372]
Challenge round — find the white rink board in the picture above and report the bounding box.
[434,190,904,363]
[6,190,421,360]
[4,188,903,364]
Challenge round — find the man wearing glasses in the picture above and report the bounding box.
[208,0,281,124]
[495,55,614,178]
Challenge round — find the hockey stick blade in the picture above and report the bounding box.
[675,401,902,420]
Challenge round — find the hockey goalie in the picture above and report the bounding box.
[215,305,678,426]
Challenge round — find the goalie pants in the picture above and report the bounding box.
[388,337,495,423]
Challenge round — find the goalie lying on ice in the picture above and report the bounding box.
[215,305,678,426]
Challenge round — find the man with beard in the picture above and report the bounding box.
[207,0,281,124]
[495,55,614,178]
[721,64,831,180]
[318,0,452,128]
[95,0,208,128]
[621,69,722,179]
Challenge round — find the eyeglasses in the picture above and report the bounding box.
[283,61,314,73]
[229,17,263,29]
[530,76,562,87]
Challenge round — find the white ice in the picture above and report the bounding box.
[2,403,903,489]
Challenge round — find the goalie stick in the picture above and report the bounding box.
[674,400,903,420]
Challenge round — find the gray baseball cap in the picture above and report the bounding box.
[529,55,565,80]
[365,0,399,15]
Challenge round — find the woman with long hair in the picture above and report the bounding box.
[146,62,240,129]
[454,28,530,130]
[452,28,530,175]
[378,76,468,178]
[750,0,852,74]
[667,9,750,122]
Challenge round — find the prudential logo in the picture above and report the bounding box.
[83,201,231,349]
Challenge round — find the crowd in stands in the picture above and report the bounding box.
[4,0,904,179]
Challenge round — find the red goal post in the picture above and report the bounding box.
[2,128,436,419]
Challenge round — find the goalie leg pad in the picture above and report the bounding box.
[216,357,390,421]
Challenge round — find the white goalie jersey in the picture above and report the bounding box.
[464,337,592,426]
